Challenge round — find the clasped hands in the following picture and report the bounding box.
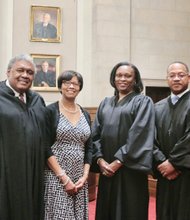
[98,159,122,177]
[60,174,88,196]
[157,159,181,180]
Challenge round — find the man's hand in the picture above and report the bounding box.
[157,159,180,180]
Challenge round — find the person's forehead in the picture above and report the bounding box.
[168,63,187,73]
[116,65,134,73]
[42,62,49,65]
[70,76,79,81]
[44,14,50,19]
[12,60,34,70]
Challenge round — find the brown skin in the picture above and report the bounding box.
[157,62,190,180]
[60,76,81,127]
[58,76,90,194]
[61,76,80,102]
[7,60,35,93]
[114,65,136,100]
[167,63,190,95]
[6,60,80,195]
[98,65,136,177]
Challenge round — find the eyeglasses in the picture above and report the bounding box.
[62,80,80,88]
[167,73,189,80]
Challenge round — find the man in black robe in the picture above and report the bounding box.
[33,13,57,39]
[153,61,190,220]
[33,60,56,87]
[0,54,69,220]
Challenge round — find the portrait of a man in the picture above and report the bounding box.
[31,54,60,91]
[33,13,57,39]
[33,60,56,87]
[30,6,61,42]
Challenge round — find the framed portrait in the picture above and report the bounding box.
[30,6,61,43]
[31,54,60,91]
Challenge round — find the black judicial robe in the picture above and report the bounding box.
[0,81,52,220]
[153,91,190,220]
[92,92,155,220]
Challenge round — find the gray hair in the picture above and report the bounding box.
[7,54,36,73]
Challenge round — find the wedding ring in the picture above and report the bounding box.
[102,172,106,175]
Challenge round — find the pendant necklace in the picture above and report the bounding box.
[60,100,79,114]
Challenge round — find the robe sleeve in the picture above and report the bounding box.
[169,119,190,169]
[153,128,167,165]
[44,106,54,159]
[91,99,106,161]
[153,99,190,170]
[90,99,107,173]
[114,96,155,173]
[152,131,167,177]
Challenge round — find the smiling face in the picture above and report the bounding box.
[167,63,190,95]
[7,60,35,93]
[61,76,80,100]
[114,65,136,96]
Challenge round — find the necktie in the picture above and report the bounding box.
[19,93,25,103]
[171,95,179,105]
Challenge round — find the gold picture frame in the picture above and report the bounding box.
[30,6,61,43]
[31,54,60,91]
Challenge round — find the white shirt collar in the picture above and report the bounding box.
[6,80,26,102]
[171,88,189,99]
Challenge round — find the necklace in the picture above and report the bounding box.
[60,101,79,114]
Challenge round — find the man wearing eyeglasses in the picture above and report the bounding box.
[0,54,70,220]
[153,61,190,220]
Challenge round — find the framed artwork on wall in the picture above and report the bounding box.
[31,54,60,91]
[30,5,61,43]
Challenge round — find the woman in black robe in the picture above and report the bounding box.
[92,61,155,220]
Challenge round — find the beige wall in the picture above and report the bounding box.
[0,0,78,104]
[131,0,190,79]
[91,0,190,105]
[1,0,190,106]
[13,0,77,104]
[91,0,132,104]
[0,0,13,78]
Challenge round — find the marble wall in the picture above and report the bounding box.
[1,0,190,106]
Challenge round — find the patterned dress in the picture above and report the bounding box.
[44,111,91,220]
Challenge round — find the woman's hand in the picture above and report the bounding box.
[61,176,77,195]
[75,164,90,192]
[109,160,123,173]
[98,158,115,177]
[75,175,88,192]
